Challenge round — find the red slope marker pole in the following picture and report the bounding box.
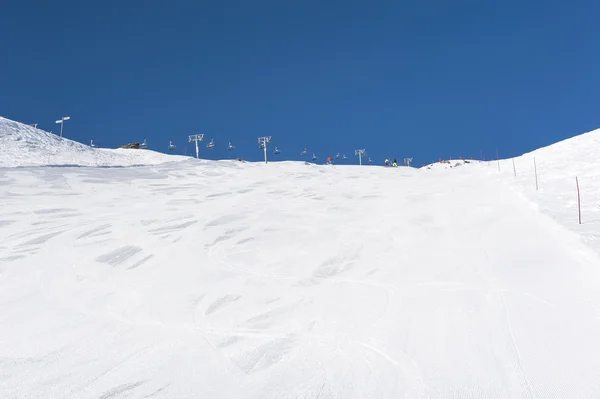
[576,176,581,225]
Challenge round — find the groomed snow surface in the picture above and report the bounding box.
[2,118,600,398]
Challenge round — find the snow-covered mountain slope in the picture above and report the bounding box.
[0,117,187,167]
[2,157,600,398]
[422,127,600,257]
[498,128,600,240]
[420,127,600,257]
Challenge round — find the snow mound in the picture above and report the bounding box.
[0,116,187,167]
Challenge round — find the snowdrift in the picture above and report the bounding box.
[0,116,187,167]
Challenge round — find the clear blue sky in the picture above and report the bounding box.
[2,0,599,165]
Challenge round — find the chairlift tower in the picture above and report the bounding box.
[355,149,366,165]
[404,158,413,167]
[257,136,272,163]
[55,116,70,138]
[188,134,204,159]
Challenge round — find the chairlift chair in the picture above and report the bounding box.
[273,146,281,154]
[227,141,235,151]
[168,140,176,151]
[207,138,215,149]
[90,139,96,148]
[335,153,340,159]
[301,148,308,156]
[312,153,318,161]
[342,154,348,160]
[140,138,148,149]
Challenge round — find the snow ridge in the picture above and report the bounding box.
[0,116,187,167]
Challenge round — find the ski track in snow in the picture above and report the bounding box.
[3,118,600,397]
[500,292,536,399]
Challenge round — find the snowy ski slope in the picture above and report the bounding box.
[0,117,187,167]
[423,127,600,256]
[2,120,600,398]
[495,129,600,256]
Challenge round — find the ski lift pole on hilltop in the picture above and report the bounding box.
[188,134,204,159]
[355,149,366,165]
[257,136,272,163]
